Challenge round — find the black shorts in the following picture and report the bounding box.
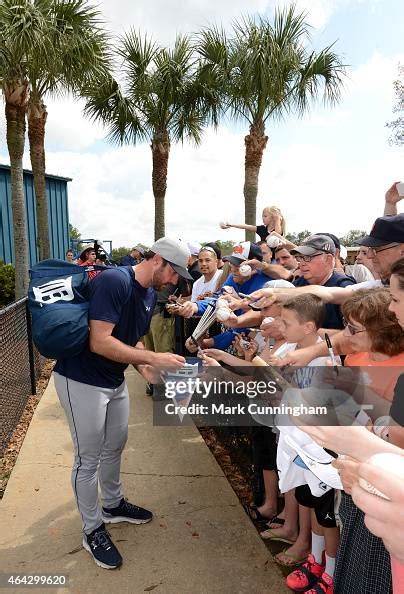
[251,425,278,471]
[295,484,336,528]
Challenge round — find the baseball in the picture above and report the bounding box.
[267,236,282,248]
[222,285,235,294]
[216,307,231,322]
[358,452,404,500]
[262,317,274,325]
[239,264,252,277]
[216,298,229,309]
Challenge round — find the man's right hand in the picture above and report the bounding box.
[151,352,186,368]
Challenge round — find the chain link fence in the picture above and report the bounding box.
[0,298,45,457]
[211,427,265,505]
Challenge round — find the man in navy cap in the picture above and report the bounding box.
[355,214,404,282]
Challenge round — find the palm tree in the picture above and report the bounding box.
[199,7,346,241]
[0,0,46,298]
[84,32,221,240]
[0,0,109,296]
[27,0,110,261]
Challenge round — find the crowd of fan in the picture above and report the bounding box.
[66,185,404,594]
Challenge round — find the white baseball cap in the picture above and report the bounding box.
[187,241,202,256]
[151,237,192,280]
[339,245,347,260]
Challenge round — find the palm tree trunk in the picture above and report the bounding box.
[243,119,268,242]
[5,83,30,299]
[28,98,50,261]
[151,131,170,240]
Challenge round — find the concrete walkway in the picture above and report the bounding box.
[0,370,286,594]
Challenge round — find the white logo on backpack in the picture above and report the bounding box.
[33,276,74,304]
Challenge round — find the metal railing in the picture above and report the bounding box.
[0,298,45,456]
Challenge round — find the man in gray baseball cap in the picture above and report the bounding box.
[53,236,189,570]
[291,234,336,257]
[151,237,193,280]
[289,234,355,329]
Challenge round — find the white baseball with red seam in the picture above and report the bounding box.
[239,264,252,277]
[216,298,229,308]
[222,285,235,294]
[262,317,274,325]
[358,453,404,500]
[216,308,231,321]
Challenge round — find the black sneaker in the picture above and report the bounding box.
[102,498,153,525]
[82,524,122,570]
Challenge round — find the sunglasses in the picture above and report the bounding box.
[198,246,217,256]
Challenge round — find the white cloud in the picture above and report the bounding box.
[99,0,362,41]
[44,97,105,150]
[1,3,403,253]
[349,52,403,101]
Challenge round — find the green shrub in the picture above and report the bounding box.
[0,261,15,307]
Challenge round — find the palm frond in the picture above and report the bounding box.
[295,44,346,115]
[83,75,147,145]
[118,29,157,96]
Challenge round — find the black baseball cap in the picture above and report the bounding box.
[356,214,404,248]
[291,234,336,257]
[223,241,263,266]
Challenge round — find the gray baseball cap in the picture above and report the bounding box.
[151,237,192,280]
[133,244,145,255]
[291,234,336,257]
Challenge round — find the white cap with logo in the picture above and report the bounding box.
[151,237,192,280]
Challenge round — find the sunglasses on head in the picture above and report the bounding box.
[199,246,217,256]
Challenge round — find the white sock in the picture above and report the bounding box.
[311,532,325,564]
[325,554,336,578]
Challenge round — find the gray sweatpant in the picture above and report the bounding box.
[54,372,129,534]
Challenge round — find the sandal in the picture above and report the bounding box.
[243,504,277,523]
[260,528,296,544]
[274,550,308,567]
[266,516,285,529]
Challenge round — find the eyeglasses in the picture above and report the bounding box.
[342,318,367,335]
[295,253,324,263]
[367,243,400,257]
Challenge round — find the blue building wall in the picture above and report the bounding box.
[0,164,71,266]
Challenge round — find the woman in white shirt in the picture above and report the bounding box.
[191,246,222,301]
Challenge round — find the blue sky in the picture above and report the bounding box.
[1,0,403,248]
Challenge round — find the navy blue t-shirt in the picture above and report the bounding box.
[293,272,356,330]
[120,254,136,266]
[54,267,157,388]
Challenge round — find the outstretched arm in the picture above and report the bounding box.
[221,222,257,232]
[249,284,354,308]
